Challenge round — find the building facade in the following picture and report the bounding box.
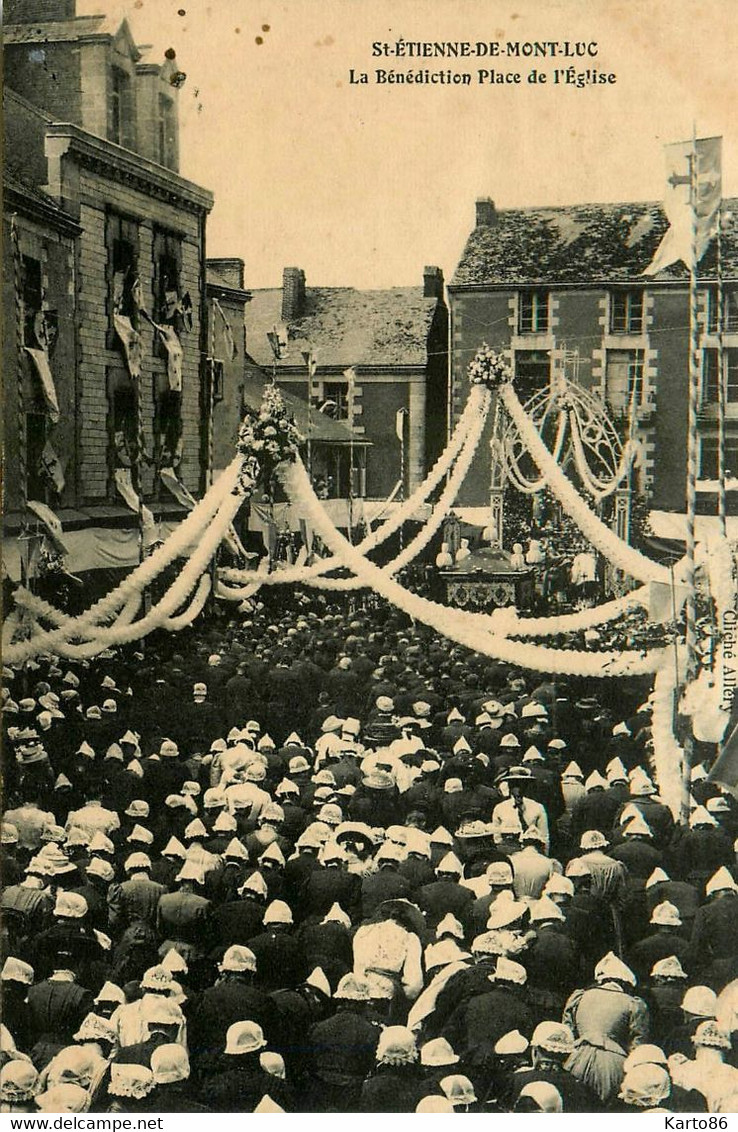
[3,1,214,586]
[245,266,449,501]
[205,258,251,481]
[448,196,738,513]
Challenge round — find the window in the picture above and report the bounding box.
[321,381,350,421]
[152,228,182,327]
[610,290,644,334]
[210,359,225,404]
[21,256,42,346]
[518,290,549,334]
[158,94,177,168]
[155,389,183,469]
[702,348,738,404]
[605,350,644,413]
[106,212,139,344]
[110,385,136,471]
[26,412,48,502]
[699,434,738,480]
[514,350,551,400]
[705,286,738,334]
[110,67,135,149]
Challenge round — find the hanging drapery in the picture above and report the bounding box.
[114,468,158,548]
[113,313,143,381]
[212,296,237,360]
[154,323,184,391]
[24,347,60,423]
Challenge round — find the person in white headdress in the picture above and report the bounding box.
[563,952,649,1104]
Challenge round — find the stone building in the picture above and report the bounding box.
[448,196,738,515]
[245,266,449,500]
[3,0,214,586]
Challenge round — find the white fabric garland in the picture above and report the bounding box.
[12,589,144,644]
[651,659,687,819]
[220,384,487,592]
[160,574,212,631]
[306,386,491,591]
[4,459,241,663]
[499,384,668,584]
[569,411,637,502]
[41,489,243,659]
[281,458,670,678]
[478,590,647,638]
[502,411,568,495]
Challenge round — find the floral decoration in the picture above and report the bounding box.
[235,383,304,496]
[468,342,514,389]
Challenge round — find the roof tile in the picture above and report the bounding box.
[247,285,439,368]
[451,198,738,287]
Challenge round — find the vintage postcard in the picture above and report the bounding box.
[2,0,738,1119]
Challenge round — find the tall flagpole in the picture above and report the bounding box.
[682,128,700,820]
[302,349,317,484]
[345,367,356,544]
[716,203,727,536]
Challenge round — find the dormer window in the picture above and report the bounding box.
[110,66,135,149]
[610,289,644,334]
[518,290,549,335]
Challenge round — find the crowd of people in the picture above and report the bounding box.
[2,591,738,1114]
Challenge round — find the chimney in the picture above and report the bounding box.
[282,267,306,322]
[423,266,444,300]
[475,197,497,227]
[206,258,245,290]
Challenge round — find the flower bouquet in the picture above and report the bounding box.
[235,383,305,496]
[467,342,513,389]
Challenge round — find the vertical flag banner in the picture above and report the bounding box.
[213,297,237,361]
[155,324,184,391]
[396,407,408,441]
[114,468,156,540]
[39,440,66,494]
[644,136,722,276]
[25,347,60,423]
[114,314,143,380]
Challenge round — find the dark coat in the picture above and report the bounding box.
[448,985,535,1063]
[26,978,94,1047]
[200,1055,294,1112]
[189,975,277,1062]
[628,929,692,982]
[107,876,166,931]
[360,1064,427,1113]
[360,870,412,921]
[505,1065,601,1113]
[247,928,308,991]
[303,867,362,923]
[414,878,474,929]
[211,898,265,949]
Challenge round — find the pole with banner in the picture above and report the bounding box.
[345,366,357,544]
[396,407,408,552]
[644,133,722,819]
[717,203,727,536]
[302,349,317,484]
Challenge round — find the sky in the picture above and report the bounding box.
[80,0,738,290]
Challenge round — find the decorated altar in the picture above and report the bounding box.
[438,547,535,611]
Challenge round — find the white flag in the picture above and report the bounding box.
[25,348,60,423]
[644,136,722,276]
[396,408,408,442]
